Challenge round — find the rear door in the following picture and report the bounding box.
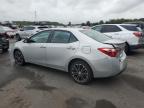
[46,30,79,70]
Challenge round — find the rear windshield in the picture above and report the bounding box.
[23,27,35,30]
[80,29,111,42]
[121,25,139,31]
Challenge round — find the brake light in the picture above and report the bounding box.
[133,32,142,38]
[98,48,119,57]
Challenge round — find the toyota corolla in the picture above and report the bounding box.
[13,28,127,84]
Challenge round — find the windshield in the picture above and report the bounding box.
[23,27,35,31]
[80,29,111,42]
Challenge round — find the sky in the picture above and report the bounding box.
[0,0,144,24]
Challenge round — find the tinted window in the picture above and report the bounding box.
[101,25,121,33]
[121,25,139,31]
[38,26,48,30]
[23,27,35,30]
[80,29,111,43]
[51,31,71,43]
[30,31,51,43]
[69,34,78,43]
[92,26,102,32]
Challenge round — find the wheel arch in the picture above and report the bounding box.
[67,57,94,74]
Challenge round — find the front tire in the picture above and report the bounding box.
[14,50,25,65]
[69,60,93,85]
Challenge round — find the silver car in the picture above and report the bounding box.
[16,26,49,41]
[13,28,127,84]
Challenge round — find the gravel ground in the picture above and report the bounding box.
[0,39,144,108]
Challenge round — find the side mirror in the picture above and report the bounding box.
[24,38,34,43]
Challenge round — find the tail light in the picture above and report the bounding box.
[98,48,119,57]
[133,32,142,38]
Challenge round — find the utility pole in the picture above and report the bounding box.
[34,10,37,24]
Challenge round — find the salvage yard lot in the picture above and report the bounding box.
[0,40,144,108]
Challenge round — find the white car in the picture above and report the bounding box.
[92,24,144,53]
[0,26,16,38]
[13,28,127,84]
[16,26,49,41]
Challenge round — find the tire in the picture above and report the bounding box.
[16,34,21,41]
[3,48,9,52]
[14,50,25,65]
[125,43,130,54]
[69,60,93,85]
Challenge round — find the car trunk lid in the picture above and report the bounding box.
[104,39,126,57]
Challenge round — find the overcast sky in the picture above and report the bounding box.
[0,0,144,24]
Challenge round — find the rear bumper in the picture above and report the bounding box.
[90,53,127,78]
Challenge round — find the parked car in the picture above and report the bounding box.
[16,26,49,41]
[123,21,144,32]
[92,24,144,53]
[0,34,9,53]
[13,28,127,84]
[0,26,16,38]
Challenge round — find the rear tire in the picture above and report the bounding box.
[125,43,130,54]
[3,48,9,52]
[69,60,93,85]
[14,50,25,65]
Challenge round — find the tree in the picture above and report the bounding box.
[86,21,91,26]
[68,22,72,26]
[99,20,104,24]
[81,23,86,26]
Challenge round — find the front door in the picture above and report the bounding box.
[23,31,52,65]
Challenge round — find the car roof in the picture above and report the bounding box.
[47,28,84,32]
[99,24,137,26]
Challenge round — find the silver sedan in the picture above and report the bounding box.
[13,28,127,84]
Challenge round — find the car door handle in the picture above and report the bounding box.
[67,46,72,50]
[40,46,46,48]
[67,46,76,50]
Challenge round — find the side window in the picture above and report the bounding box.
[92,26,102,32]
[51,31,71,43]
[69,34,78,43]
[101,25,121,33]
[30,31,51,43]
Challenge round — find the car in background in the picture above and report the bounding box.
[92,24,144,53]
[16,26,49,41]
[123,21,144,32]
[0,26,16,38]
[13,28,127,84]
[0,33,9,53]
